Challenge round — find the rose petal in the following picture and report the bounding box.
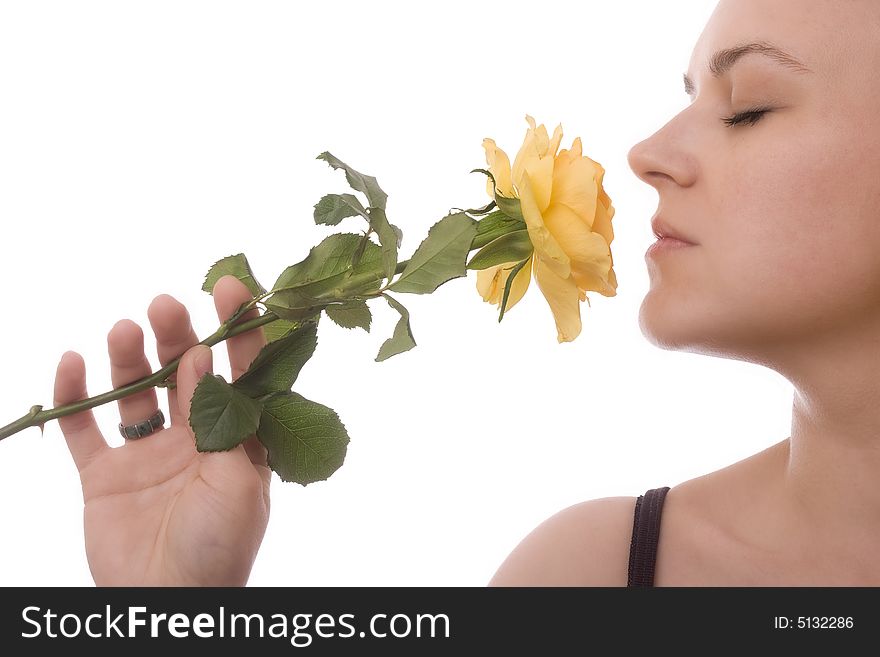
[519,171,571,279]
[542,202,611,283]
[572,265,617,297]
[548,123,564,158]
[590,197,615,246]
[476,257,533,310]
[534,256,582,343]
[534,123,550,157]
[512,119,555,212]
[482,138,515,199]
[551,153,599,227]
[512,123,539,193]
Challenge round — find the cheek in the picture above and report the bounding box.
[713,129,880,319]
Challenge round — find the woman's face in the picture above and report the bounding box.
[628,0,880,367]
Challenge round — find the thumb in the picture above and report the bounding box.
[177,344,213,437]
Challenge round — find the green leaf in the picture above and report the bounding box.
[263,299,324,323]
[233,319,319,397]
[466,230,534,271]
[316,152,388,210]
[498,258,532,322]
[325,300,371,332]
[468,169,506,217]
[350,232,371,268]
[472,209,527,250]
[272,233,385,295]
[375,293,416,362]
[257,391,350,485]
[366,207,400,287]
[471,167,497,189]
[465,199,497,216]
[266,235,386,322]
[190,374,264,452]
[495,193,524,222]
[202,253,267,297]
[263,318,302,343]
[391,223,403,249]
[313,193,369,226]
[387,212,478,294]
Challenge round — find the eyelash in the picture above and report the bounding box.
[722,108,770,128]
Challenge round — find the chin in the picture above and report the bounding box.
[637,289,743,359]
[639,294,792,368]
[637,295,693,352]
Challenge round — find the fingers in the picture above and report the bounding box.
[243,435,272,489]
[213,275,270,471]
[147,294,200,424]
[54,351,109,473]
[166,277,270,468]
[107,320,161,431]
[177,341,271,481]
[213,275,267,380]
[176,343,213,441]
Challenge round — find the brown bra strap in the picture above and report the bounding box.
[627,486,671,587]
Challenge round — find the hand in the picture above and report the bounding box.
[53,275,271,586]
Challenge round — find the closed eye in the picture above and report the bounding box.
[722,108,770,127]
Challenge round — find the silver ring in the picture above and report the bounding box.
[119,409,165,440]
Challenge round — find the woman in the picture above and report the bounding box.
[53,0,880,585]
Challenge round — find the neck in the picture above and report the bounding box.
[773,317,880,549]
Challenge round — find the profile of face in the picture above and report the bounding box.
[627,0,880,369]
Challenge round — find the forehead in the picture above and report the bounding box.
[688,0,875,81]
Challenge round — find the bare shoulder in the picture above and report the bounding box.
[486,440,791,587]
[488,496,638,586]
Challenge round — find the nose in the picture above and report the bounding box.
[627,138,653,184]
[627,117,696,189]
[627,136,672,187]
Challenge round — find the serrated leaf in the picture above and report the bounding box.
[471,209,527,250]
[313,193,369,226]
[263,318,302,343]
[325,300,371,332]
[190,374,264,452]
[233,319,319,397]
[387,212,478,295]
[350,232,371,268]
[465,199,497,216]
[263,297,324,323]
[495,193,524,222]
[466,230,534,271]
[202,253,267,297]
[316,152,387,210]
[272,233,385,295]
[375,293,416,362]
[257,391,350,485]
[366,207,399,287]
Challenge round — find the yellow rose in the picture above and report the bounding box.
[476,115,617,343]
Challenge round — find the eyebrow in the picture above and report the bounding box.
[683,40,812,96]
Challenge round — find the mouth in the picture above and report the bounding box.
[650,216,697,245]
[645,236,696,259]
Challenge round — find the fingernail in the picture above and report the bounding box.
[195,346,213,376]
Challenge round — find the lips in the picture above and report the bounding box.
[651,216,697,245]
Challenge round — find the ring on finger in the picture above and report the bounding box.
[119,409,165,440]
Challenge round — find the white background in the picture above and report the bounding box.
[0,1,793,586]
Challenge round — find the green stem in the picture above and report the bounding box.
[0,224,502,443]
[0,311,285,442]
